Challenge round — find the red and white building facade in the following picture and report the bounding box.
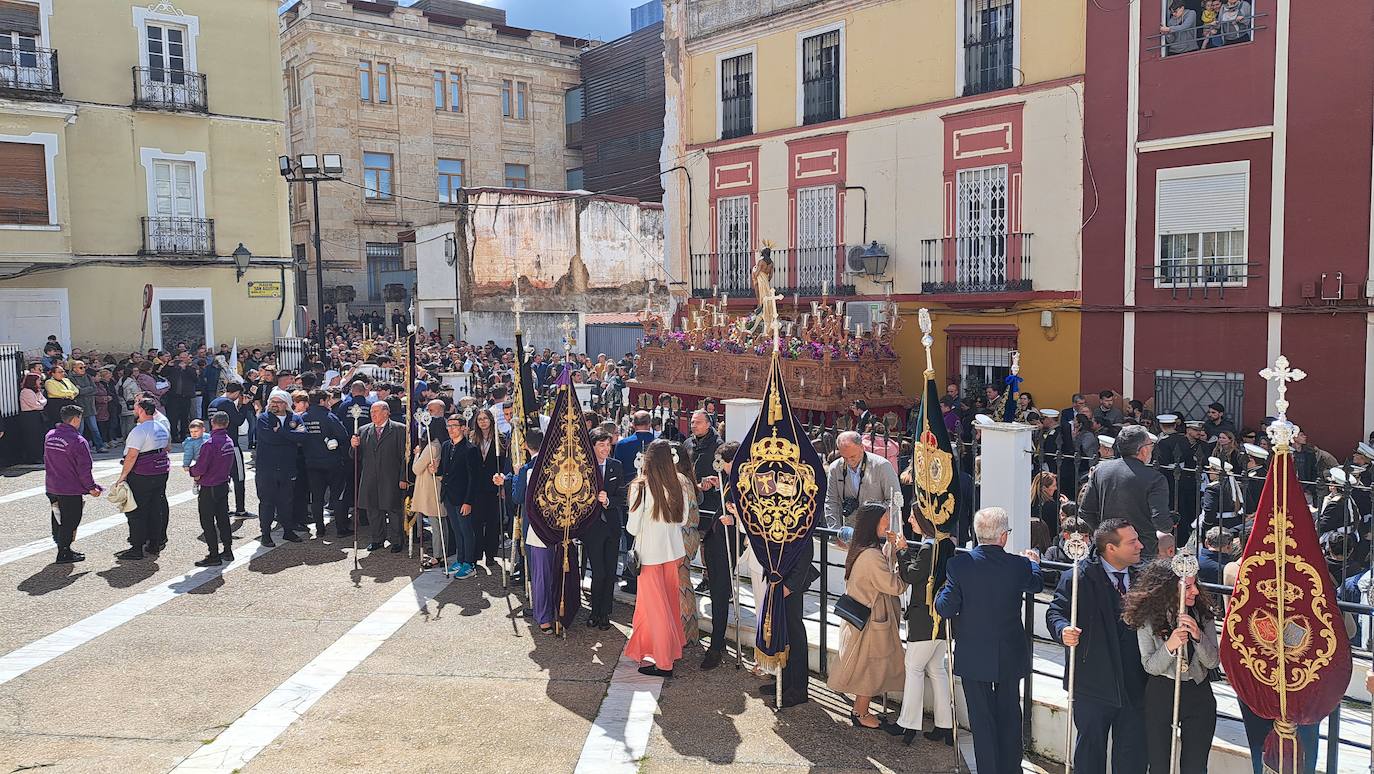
[1080,1,1374,451]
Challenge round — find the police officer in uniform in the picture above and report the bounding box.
[1242,443,1270,515]
[333,380,373,528]
[301,389,350,537]
[1153,416,1205,547]
[254,393,307,545]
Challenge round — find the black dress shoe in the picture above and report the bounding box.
[924,727,954,746]
[598,620,611,631]
[261,537,277,548]
[67,551,85,562]
[221,550,235,562]
[194,556,223,567]
[282,532,302,542]
[701,648,723,670]
[145,543,161,556]
[390,543,404,553]
[637,665,673,678]
[366,542,384,551]
[54,551,77,564]
[115,548,145,561]
[903,728,919,746]
[694,578,709,592]
[585,616,600,628]
[779,695,809,709]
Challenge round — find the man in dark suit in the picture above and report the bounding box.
[936,506,1042,774]
[253,394,308,546]
[613,410,655,592]
[300,389,350,538]
[584,429,625,629]
[1078,425,1173,558]
[684,409,729,668]
[333,380,373,529]
[351,401,408,552]
[1045,518,1147,774]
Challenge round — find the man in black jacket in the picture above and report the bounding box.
[1046,518,1147,774]
[684,410,729,668]
[1078,425,1173,558]
[437,416,474,575]
[300,389,350,537]
[161,352,200,441]
[584,429,625,629]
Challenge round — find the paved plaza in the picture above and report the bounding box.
[0,458,962,774]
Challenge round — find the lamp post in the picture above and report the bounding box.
[279,152,343,356]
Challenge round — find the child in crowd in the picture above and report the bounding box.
[182,419,207,492]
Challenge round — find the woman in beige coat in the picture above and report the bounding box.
[827,502,908,729]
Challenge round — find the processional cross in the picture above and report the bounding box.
[1259,355,1306,449]
[558,315,576,354]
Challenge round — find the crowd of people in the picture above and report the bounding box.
[25,323,1373,774]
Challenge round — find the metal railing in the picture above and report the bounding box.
[689,249,856,299]
[964,33,1015,96]
[1142,259,1260,300]
[921,232,1033,294]
[801,70,839,125]
[140,216,216,256]
[1148,12,1266,56]
[132,66,207,112]
[0,46,60,100]
[721,92,752,139]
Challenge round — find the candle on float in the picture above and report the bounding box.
[712,284,718,298]
[801,313,810,330]
[857,323,865,337]
[811,301,820,317]
[822,280,830,298]
[836,300,845,318]
[844,315,851,331]
[722,293,728,308]
[792,292,800,309]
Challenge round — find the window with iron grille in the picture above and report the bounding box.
[963,0,1014,96]
[363,152,392,200]
[795,185,836,294]
[720,53,752,139]
[437,158,464,204]
[159,298,206,350]
[801,30,840,125]
[1155,163,1249,287]
[955,165,1010,291]
[366,242,402,303]
[717,195,751,293]
[1154,370,1244,424]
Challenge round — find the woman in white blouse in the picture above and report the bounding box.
[625,438,692,677]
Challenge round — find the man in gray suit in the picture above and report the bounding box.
[351,401,408,552]
[824,431,903,530]
[1078,425,1174,558]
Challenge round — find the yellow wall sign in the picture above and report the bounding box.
[247,281,283,298]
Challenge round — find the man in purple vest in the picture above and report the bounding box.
[114,397,171,560]
[190,411,237,567]
[44,404,103,564]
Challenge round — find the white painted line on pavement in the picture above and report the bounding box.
[0,472,255,569]
[169,569,453,774]
[575,652,665,774]
[0,530,278,686]
[0,464,122,505]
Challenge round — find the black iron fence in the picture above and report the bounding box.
[921,233,1033,294]
[132,66,207,112]
[0,46,60,100]
[140,216,215,256]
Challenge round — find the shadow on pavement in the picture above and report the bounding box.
[96,559,159,589]
[18,563,90,596]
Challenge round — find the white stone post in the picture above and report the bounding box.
[978,421,1034,554]
[573,383,595,412]
[722,397,761,445]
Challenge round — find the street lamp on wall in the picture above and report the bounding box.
[281,152,343,355]
[860,241,890,276]
[232,243,252,282]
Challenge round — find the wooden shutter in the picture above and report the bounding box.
[1157,169,1248,235]
[0,0,41,36]
[0,141,48,224]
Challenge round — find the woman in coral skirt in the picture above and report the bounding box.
[625,439,691,677]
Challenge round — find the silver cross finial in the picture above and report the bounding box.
[512,288,525,334]
[558,315,576,352]
[1260,354,1306,448]
[918,308,934,376]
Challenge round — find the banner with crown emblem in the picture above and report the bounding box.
[524,366,601,548]
[728,353,825,671]
[910,372,958,538]
[1220,358,1351,773]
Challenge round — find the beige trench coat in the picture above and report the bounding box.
[826,545,908,697]
[409,442,441,518]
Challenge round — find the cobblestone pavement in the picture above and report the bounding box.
[0,461,965,774]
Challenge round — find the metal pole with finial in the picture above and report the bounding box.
[1168,551,1200,774]
[554,314,577,637]
[716,454,742,671]
[1062,533,1090,773]
[348,402,365,572]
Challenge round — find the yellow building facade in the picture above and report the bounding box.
[662,0,1084,408]
[0,0,292,355]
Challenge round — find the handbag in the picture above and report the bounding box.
[623,548,641,577]
[833,593,871,631]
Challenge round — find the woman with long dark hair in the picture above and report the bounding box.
[1121,559,1219,773]
[18,372,47,463]
[670,441,702,644]
[1029,470,1060,550]
[827,502,907,729]
[625,439,690,677]
[465,408,508,570]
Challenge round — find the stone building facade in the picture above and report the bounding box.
[279,0,586,314]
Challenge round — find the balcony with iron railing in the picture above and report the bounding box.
[0,46,60,101]
[963,32,1015,96]
[140,217,216,256]
[1140,258,1259,300]
[132,66,207,112]
[920,232,1032,294]
[689,245,856,298]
